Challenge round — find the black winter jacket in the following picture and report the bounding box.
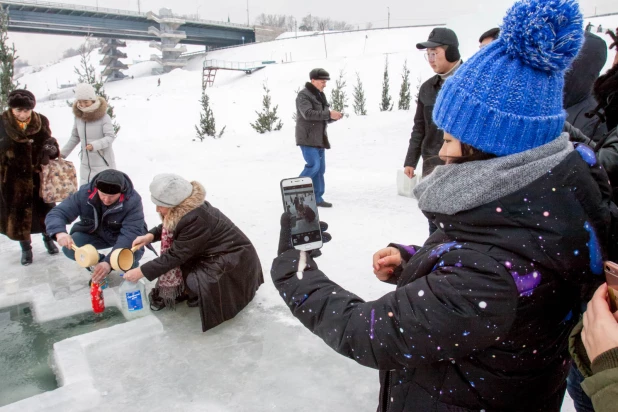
[564,123,618,202]
[295,82,334,149]
[272,146,611,411]
[141,184,264,332]
[564,31,608,141]
[404,75,445,176]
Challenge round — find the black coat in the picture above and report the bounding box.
[272,148,611,411]
[142,184,264,332]
[404,74,446,176]
[295,82,334,149]
[0,111,59,241]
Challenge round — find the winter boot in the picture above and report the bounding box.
[42,234,59,255]
[19,241,33,266]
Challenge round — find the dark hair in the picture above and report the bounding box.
[448,142,497,164]
[479,28,500,43]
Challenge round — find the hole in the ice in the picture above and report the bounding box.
[0,303,125,407]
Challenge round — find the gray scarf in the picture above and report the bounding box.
[413,134,573,215]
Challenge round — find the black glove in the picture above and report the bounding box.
[278,212,331,257]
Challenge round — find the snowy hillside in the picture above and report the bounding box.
[2,14,618,411]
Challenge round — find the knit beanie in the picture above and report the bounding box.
[8,89,36,110]
[74,83,97,101]
[433,0,584,156]
[150,174,193,207]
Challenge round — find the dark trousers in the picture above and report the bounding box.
[566,363,594,412]
[299,146,326,203]
[62,231,144,267]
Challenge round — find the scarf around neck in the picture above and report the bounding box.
[157,227,185,309]
[78,98,102,113]
[413,134,573,215]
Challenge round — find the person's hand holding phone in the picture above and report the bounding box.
[373,247,402,281]
[582,283,618,362]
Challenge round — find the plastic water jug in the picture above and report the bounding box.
[397,169,421,198]
[119,277,148,318]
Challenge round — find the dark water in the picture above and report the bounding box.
[0,304,125,407]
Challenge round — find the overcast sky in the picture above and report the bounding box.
[8,0,618,65]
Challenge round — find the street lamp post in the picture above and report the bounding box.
[387,7,390,28]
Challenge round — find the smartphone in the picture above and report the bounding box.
[604,261,618,312]
[280,177,323,251]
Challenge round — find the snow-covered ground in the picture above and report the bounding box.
[2,14,618,411]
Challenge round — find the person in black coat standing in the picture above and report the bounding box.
[563,31,608,140]
[124,174,264,332]
[404,27,463,235]
[295,68,343,208]
[271,1,610,410]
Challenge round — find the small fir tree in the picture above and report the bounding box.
[74,38,121,134]
[251,83,283,133]
[398,60,411,110]
[379,56,393,111]
[415,75,422,103]
[194,92,225,140]
[292,86,300,122]
[330,70,348,113]
[352,73,367,116]
[0,6,19,111]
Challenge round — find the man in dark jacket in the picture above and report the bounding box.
[295,68,342,208]
[564,31,608,140]
[404,27,462,234]
[45,169,148,280]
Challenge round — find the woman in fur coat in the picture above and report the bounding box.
[124,174,264,332]
[61,83,116,186]
[0,89,60,265]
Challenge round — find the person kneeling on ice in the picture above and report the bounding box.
[45,169,149,282]
[271,1,613,410]
[122,174,264,332]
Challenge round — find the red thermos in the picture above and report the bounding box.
[90,281,105,313]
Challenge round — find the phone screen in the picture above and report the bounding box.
[281,179,322,250]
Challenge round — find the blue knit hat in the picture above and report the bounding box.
[433,0,584,156]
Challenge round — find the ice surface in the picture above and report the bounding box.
[3,13,617,410]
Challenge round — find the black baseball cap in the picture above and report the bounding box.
[310,68,330,80]
[416,28,459,49]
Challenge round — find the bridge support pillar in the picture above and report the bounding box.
[147,8,188,74]
[100,39,128,82]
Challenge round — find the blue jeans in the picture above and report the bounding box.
[62,231,144,268]
[299,146,326,203]
[566,362,594,412]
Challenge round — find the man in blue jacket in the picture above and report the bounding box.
[45,169,148,281]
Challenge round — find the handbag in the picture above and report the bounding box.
[39,158,78,203]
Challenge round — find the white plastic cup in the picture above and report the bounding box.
[5,278,19,294]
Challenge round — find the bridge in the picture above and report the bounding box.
[0,0,255,47]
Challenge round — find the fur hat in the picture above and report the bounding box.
[94,169,125,195]
[309,68,330,81]
[8,89,36,110]
[150,174,193,207]
[74,83,97,101]
[433,0,584,156]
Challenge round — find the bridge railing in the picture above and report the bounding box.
[204,59,265,70]
[0,0,252,29]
